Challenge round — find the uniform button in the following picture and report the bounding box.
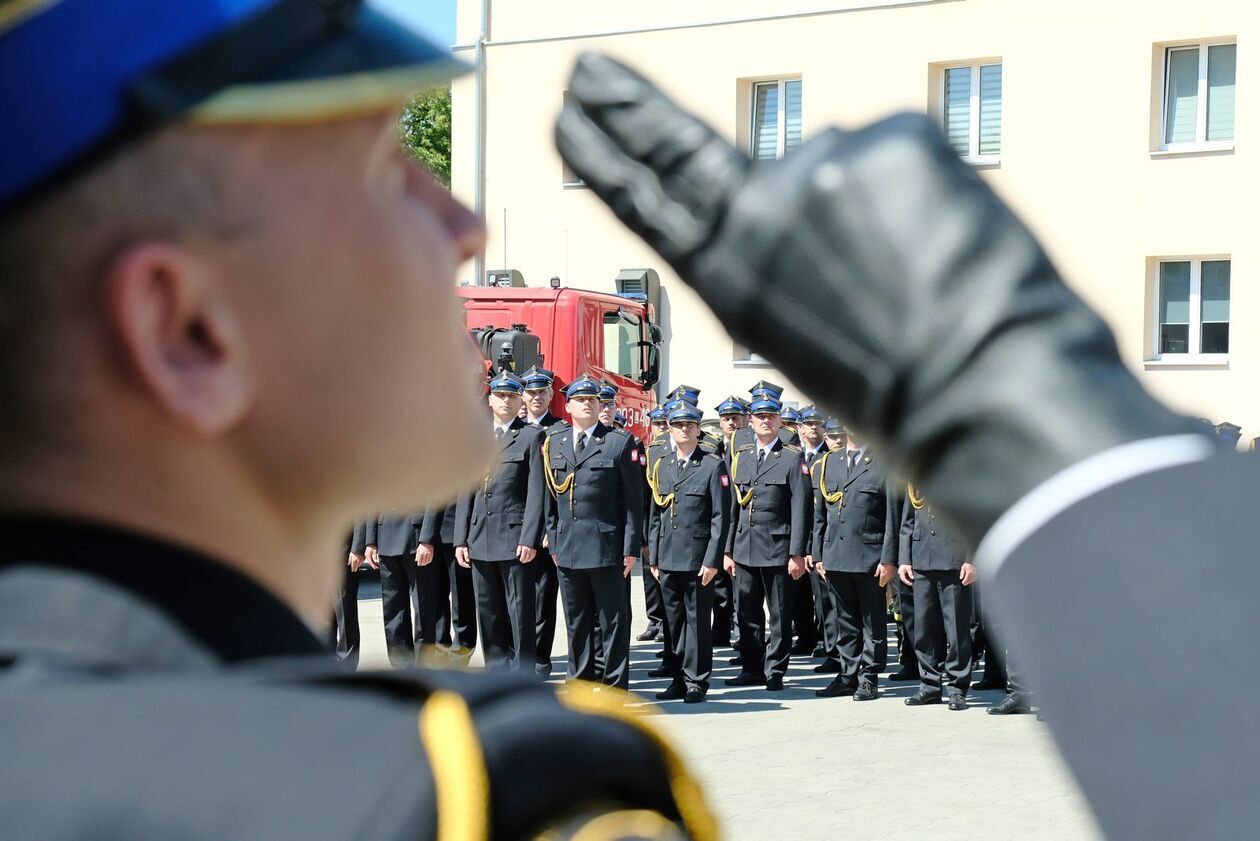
[839,518,845,524]
[930,529,936,536]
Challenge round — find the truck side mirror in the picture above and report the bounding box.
[639,342,660,388]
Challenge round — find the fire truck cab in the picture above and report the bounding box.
[459,274,662,441]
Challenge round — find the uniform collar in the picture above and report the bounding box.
[0,516,326,663]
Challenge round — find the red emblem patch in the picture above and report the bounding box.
[720,474,730,487]
[801,462,810,475]
[631,450,639,463]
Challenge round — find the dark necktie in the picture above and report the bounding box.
[576,432,587,454]
[495,427,505,442]
[757,449,766,467]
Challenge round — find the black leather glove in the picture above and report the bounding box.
[555,53,1202,546]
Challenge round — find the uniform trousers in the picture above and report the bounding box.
[971,582,1005,685]
[659,570,714,690]
[378,553,421,666]
[533,548,559,674]
[557,565,630,689]
[643,558,665,633]
[437,541,478,651]
[711,570,735,646]
[734,564,794,680]
[912,569,973,695]
[893,576,918,673]
[829,570,888,687]
[332,565,361,667]
[471,558,536,669]
[790,574,819,649]
[810,573,842,662]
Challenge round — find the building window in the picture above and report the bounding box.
[941,61,1002,163]
[733,342,769,366]
[1162,42,1235,149]
[751,79,802,160]
[562,91,585,185]
[1155,258,1230,358]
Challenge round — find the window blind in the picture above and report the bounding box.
[752,83,780,160]
[979,64,1002,157]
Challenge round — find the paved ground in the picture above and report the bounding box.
[356,573,1100,841]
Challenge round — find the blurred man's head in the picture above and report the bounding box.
[0,3,488,619]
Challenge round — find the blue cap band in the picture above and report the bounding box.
[565,376,600,398]
[668,405,702,424]
[748,398,782,415]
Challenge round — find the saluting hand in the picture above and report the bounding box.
[455,546,471,568]
[959,562,976,587]
[623,555,636,578]
[787,555,807,580]
[698,566,718,587]
[415,542,434,567]
[517,545,536,564]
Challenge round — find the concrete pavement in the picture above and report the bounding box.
[354,571,1099,841]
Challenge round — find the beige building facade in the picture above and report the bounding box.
[451,0,1256,440]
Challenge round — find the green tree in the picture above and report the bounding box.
[401,86,452,188]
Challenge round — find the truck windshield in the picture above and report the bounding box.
[603,310,643,381]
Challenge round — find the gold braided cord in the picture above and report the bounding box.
[418,691,490,841]
[729,450,754,509]
[907,483,926,510]
[649,458,676,508]
[541,434,575,497]
[816,453,844,505]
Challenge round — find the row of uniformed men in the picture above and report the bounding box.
[335,370,1031,712]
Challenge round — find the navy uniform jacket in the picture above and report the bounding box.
[734,424,799,451]
[367,510,422,557]
[899,490,966,571]
[725,438,812,566]
[811,449,899,573]
[544,422,644,568]
[647,447,731,572]
[800,443,829,554]
[417,504,456,546]
[525,410,563,430]
[454,418,546,561]
[0,519,708,840]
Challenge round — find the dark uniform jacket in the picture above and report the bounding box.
[726,438,812,566]
[367,510,422,557]
[647,447,731,572]
[417,503,457,546]
[0,519,708,840]
[800,443,828,553]
[811,449,899,572]
[544,422,644,568]
[525,410,563,430]
[733,424,799,451]
[454,418,546,561]
[899,491,966,571]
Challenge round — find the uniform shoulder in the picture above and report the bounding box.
[546,421,572,437]
[782,444,801,453]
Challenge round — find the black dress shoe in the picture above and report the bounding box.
[973,677,1007,691]
[765,675,784,691]
[988,695,1031,715]
[852,684,878,702]
[724,672,766,687]
[812,645,827,658]
[904,689,942,706]
[655,650,666,659]
[655,682,686,701]
[815,678,855,698]
[637,626,661,642]
[653,629,665,642]
[683,686,707,704]
[947,693,968,711]
[727,656,743,666]
[813,659,842,674]
[887,668,920,682]
[647,664,674,679]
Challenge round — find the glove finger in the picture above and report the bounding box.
[556,53,748,261]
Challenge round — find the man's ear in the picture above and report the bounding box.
[102,241,255,436]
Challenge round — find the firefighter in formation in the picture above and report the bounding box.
[346,376,1027,714]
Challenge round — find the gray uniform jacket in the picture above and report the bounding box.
[899,492,966,571]
[366,511,421,557]
[544,422,644,568]
[454,418,546,561]
[647,448,731,572]
[811,450,898,573]
[725,438,812,565]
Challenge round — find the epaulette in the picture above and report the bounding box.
[698,440,717,454]
[651,430,668,444]
[783,444,801,452]
[546,422,572,437]
[735,444,754,453]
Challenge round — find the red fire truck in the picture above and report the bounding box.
[459,270,662,441]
